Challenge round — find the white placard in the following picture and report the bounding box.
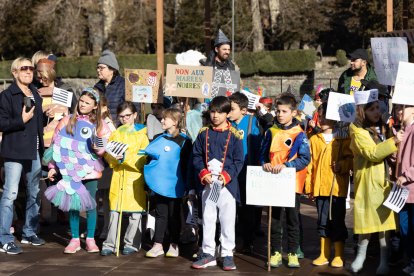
[105,141,129,158]
[354,89,378,106]
[132,85,153,103]
[393,61,414,106]
[246,166,296,207]
[92,129,107,148]
[298,94,316,116]
[371,37,408,86]
[241,90,260,110]
[383,183,409,213]
[326,92,356,123]
[52,87,73,107]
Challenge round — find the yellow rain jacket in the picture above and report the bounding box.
[105,124,149,212]
[305,133,352,197]
[349,123,397,234]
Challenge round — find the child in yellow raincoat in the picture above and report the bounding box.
[349,91,404,274]
[101,102,149,256]
[305,102,353,268]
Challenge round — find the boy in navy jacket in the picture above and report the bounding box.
[192,96,244,271]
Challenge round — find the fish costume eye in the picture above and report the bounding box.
[80,127,92,139]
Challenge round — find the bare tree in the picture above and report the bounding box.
[251,0,265,51]
[268,0,280,34]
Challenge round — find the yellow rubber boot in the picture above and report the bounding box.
[331,241,344,268]
[312,237,330,266]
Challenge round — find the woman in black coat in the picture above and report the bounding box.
[0,57,46,254]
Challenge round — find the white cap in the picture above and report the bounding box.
[354,89,378,105]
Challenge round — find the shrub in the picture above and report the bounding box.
[336,49,348,67]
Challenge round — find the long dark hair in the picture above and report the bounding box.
[354,101,392,143]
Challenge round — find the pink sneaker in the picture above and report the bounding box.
[86,238,99,253]
[64,238,81,254]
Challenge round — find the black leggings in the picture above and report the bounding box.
[153,193,181,244]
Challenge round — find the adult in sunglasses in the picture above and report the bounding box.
[0,57,46,254]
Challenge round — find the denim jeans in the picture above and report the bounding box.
[0,153,41,244]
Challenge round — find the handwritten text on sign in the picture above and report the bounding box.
[246,166,296,207]
[371,37,408,86]
[165,64,213,98]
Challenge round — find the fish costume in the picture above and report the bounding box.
[44,115,107,212]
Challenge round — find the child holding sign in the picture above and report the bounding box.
[259,92,310,269]
[46,88,112,254]
[100,102,149,256]
[349,90,404,274]
[395,105,414,274]
[192,96,244,271]
[305,102,352,268]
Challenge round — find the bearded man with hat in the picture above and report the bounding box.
[200,29,236,71]
[337,49,377,95]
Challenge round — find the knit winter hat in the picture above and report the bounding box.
[97,50,119,71]
[214,29,231,47]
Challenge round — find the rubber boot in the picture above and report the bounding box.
[351,243,368,273]
[312,237,330,266]
[331,241,344,267]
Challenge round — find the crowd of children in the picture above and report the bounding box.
[1,57,413,275]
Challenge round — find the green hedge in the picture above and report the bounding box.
[0,50,315,79]
[336,49,348,67]
[235,49,316,75]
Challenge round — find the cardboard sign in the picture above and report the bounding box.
[246,166,296,207]
[125,69,162,103]
[211,69,240,98]
[298,94,316,116]
[326,92,356,123]
[393,61,414,106]
[165,64,212,98]
[371,37,408,86]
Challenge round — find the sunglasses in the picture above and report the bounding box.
[20,66,35,72]
[119,113,133,119]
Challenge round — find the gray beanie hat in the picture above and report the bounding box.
[214,29,231,47]
[97,50,119,71]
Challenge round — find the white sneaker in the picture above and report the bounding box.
[165,244,179,257]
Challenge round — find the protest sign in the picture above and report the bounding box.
[211,69,240,98]
[393,61,414,106]
[326,92,356,123]
[52,87,73,107]
[241,89,260,110]
[383,183,409,213]
[165,64,213,98]
[246,166,296,207]
[125,69,162,103]
[371,37,408,86]
[298,94,316,116]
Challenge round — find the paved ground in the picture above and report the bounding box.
[0,197,407,276]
